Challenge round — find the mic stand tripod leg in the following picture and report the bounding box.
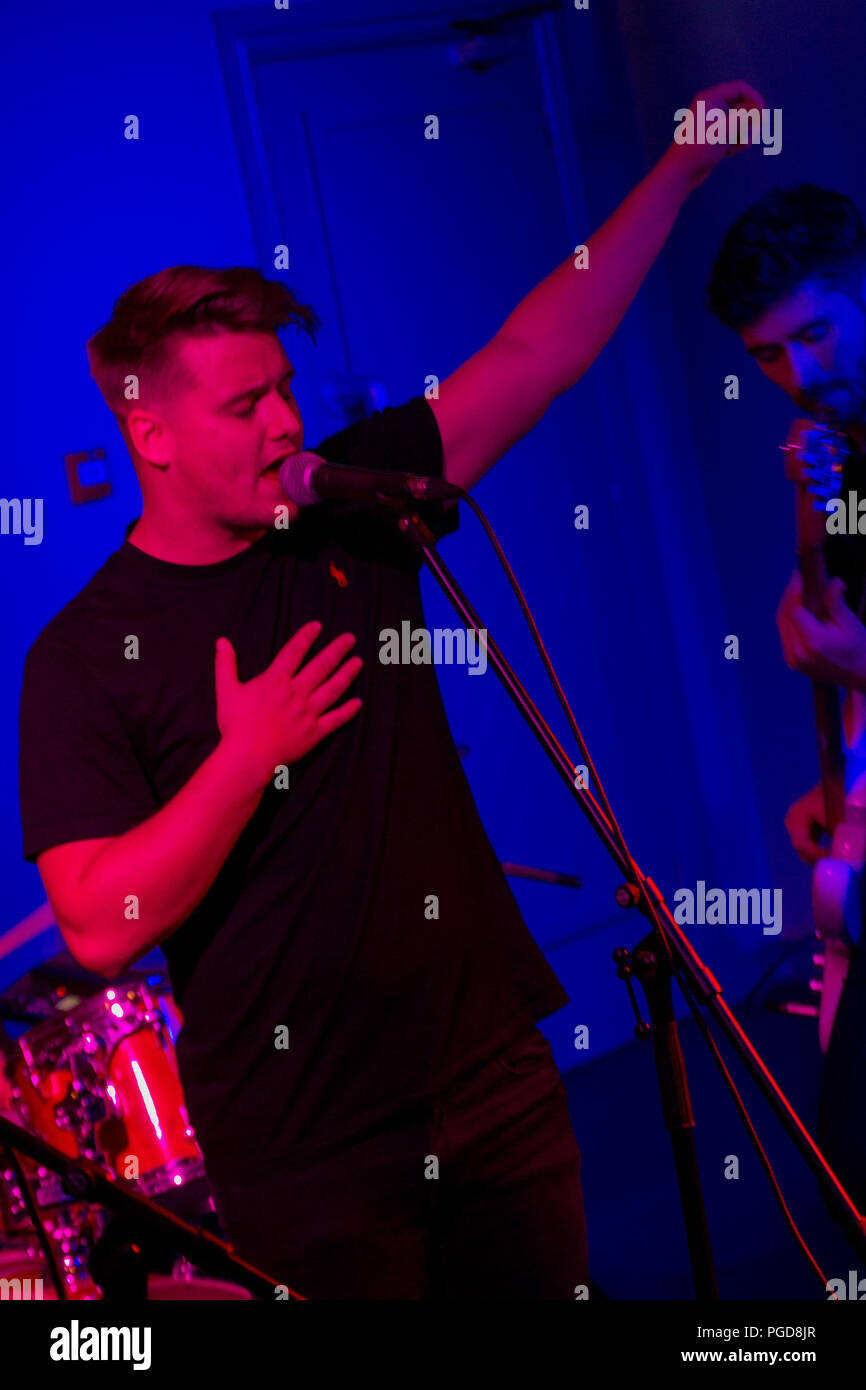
[617,935,718,1299]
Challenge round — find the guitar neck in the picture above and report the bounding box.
[800,542,846,831]
[811,683,846,832]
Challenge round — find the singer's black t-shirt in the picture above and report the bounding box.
[18,395,568,1189]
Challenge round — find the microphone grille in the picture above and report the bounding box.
[278,451,323,507]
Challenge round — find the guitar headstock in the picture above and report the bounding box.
[782,417,848,497]
[781,418,849,551]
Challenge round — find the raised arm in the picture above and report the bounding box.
[428,80,765,491]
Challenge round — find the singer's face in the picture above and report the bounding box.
[739,278,866,430]
[153,330,304,529]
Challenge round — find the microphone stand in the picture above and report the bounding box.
[0,1113,302,1299]
[392,503,866,1294]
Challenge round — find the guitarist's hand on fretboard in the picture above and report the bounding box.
[775,569,866,687]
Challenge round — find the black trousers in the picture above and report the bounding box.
[818,943,866,1216]
[211,1024,589,1300]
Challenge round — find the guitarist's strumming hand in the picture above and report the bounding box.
[776,570,866,689]
[785,782,830,865]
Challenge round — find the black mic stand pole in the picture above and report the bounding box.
[392,504,866,1294]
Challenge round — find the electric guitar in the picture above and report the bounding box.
[782,417,866,1051]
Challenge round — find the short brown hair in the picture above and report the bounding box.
[86,265,320,421]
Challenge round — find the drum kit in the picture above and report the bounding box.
[0,958,252,1300]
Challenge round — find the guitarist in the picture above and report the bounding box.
[707,184,866,1213]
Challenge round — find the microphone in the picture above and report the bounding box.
[278,451,460,507]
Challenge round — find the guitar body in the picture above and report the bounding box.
[783,420,866,1052]
[811,698,866,1051]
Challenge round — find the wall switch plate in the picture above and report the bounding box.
[64,448,110,503]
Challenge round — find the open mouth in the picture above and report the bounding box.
[261,453,295,478]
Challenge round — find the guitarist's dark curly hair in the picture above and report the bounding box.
[707,185,866,330]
